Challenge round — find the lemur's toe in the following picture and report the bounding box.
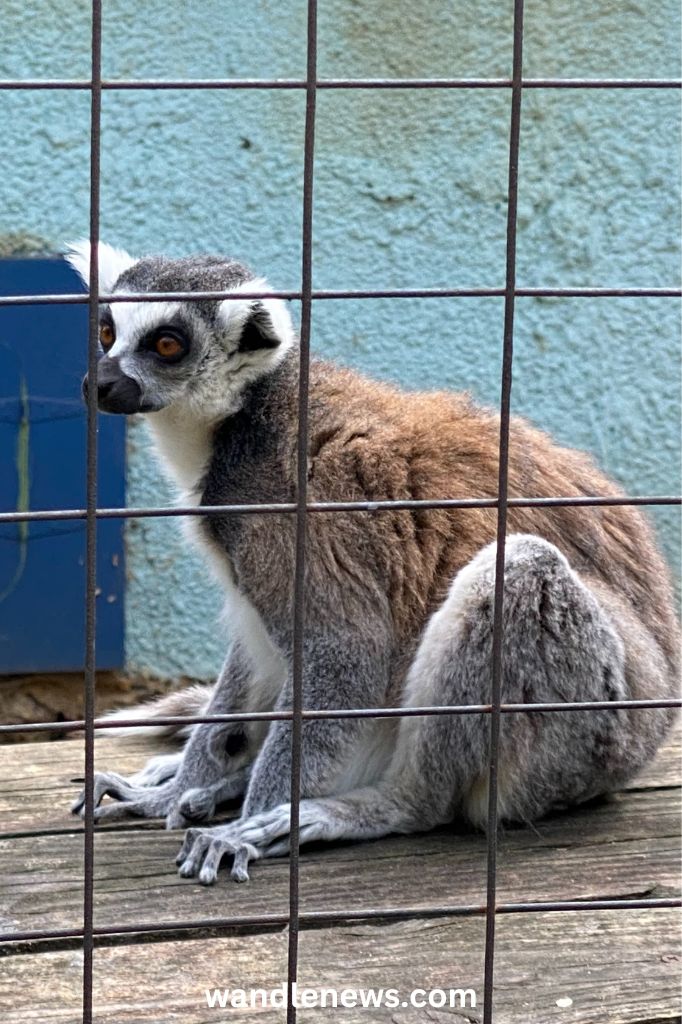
[92,802,137,823]
[230,846,252,883]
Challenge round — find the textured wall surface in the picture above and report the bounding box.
[1,0,679,678]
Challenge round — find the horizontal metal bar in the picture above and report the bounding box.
[515,78,682,89]
[514,287,682,297]
[2,697,679,736]
[0,77,680,92]
[0,494,679,526]
[0,289,303,307]
[0,896,678,947]
[1,286,681,308]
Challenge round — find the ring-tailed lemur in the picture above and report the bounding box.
[67,242,679,885]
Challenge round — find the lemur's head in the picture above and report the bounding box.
[65,242,295,419]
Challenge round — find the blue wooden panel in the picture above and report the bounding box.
[0,258,125,672]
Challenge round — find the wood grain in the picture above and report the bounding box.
[1,721,678,836]
[0,721,679,1022]
[0,786,679,939]
[0,910,678,1023]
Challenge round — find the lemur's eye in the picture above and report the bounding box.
[154,334,186,361]
[99,323,115,352]
[142,326,189,363]
[224,731,247,758]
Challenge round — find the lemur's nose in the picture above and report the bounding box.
[81,359,118,404]
[96,377,116,401]
[81,357,144,415]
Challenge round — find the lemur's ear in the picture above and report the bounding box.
[219,281,295,354]
[238,300,295,352]
[64,240,138,293]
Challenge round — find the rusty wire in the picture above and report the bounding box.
[0,4,680,1022]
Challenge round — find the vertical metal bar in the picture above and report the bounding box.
[482,1,525,1022]
[82,2,102,1022]
[287,1,318,1021]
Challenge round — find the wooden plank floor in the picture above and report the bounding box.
[0,724,679,1023]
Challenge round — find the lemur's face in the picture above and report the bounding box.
[65,243,294,419]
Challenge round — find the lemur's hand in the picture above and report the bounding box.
[175,800,339,884]
[175,813,291,884]
[176,823,260,884]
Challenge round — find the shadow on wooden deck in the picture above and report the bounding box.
[0,722,679,1022]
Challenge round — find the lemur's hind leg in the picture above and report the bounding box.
[71,644,278,827]
[391,532,669,827]
[177,533,662,883]
[80,684,216,806]
[72,692,211,818]
[128,752,184,787]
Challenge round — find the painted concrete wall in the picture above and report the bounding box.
[1,0,679,678]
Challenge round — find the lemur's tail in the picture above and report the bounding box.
[98,683,214,739]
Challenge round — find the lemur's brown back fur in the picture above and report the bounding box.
[237,359,678,698]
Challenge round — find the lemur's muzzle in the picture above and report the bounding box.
[82,357,144,415]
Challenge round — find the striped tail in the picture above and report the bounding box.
[98,683,214,739]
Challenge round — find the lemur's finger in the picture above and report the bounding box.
[175,827,202,865]
[230,843,260,883]
[70,761,183,819]
[198,840,236,885]
[76,773,178,823]
[176,829,212,877]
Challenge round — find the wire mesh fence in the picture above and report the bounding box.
[0,2,681,1022]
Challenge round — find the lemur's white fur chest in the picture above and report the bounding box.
[145,406,214,505]
[144,410,284,702]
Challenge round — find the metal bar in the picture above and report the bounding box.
[1,286,681,307]
[0,494,679,526]
[0,77,680,91]
[1,696,679,737]
[508,287,682,297]
[1,896,679,948]
[82,4,102,1022]
[0,9,678,1018]
[484,4,525,1020]
[286,4,318,1020]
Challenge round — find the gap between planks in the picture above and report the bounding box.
[0,910,679,1024]
[0,722,679,950]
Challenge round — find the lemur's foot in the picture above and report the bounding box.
[70,753,182,821]
[176,823,260,885]
[71,771,178,823]
[175,802,331,884]
[70,764,250,828]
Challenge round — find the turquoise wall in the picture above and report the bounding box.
[1,1,679,678]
